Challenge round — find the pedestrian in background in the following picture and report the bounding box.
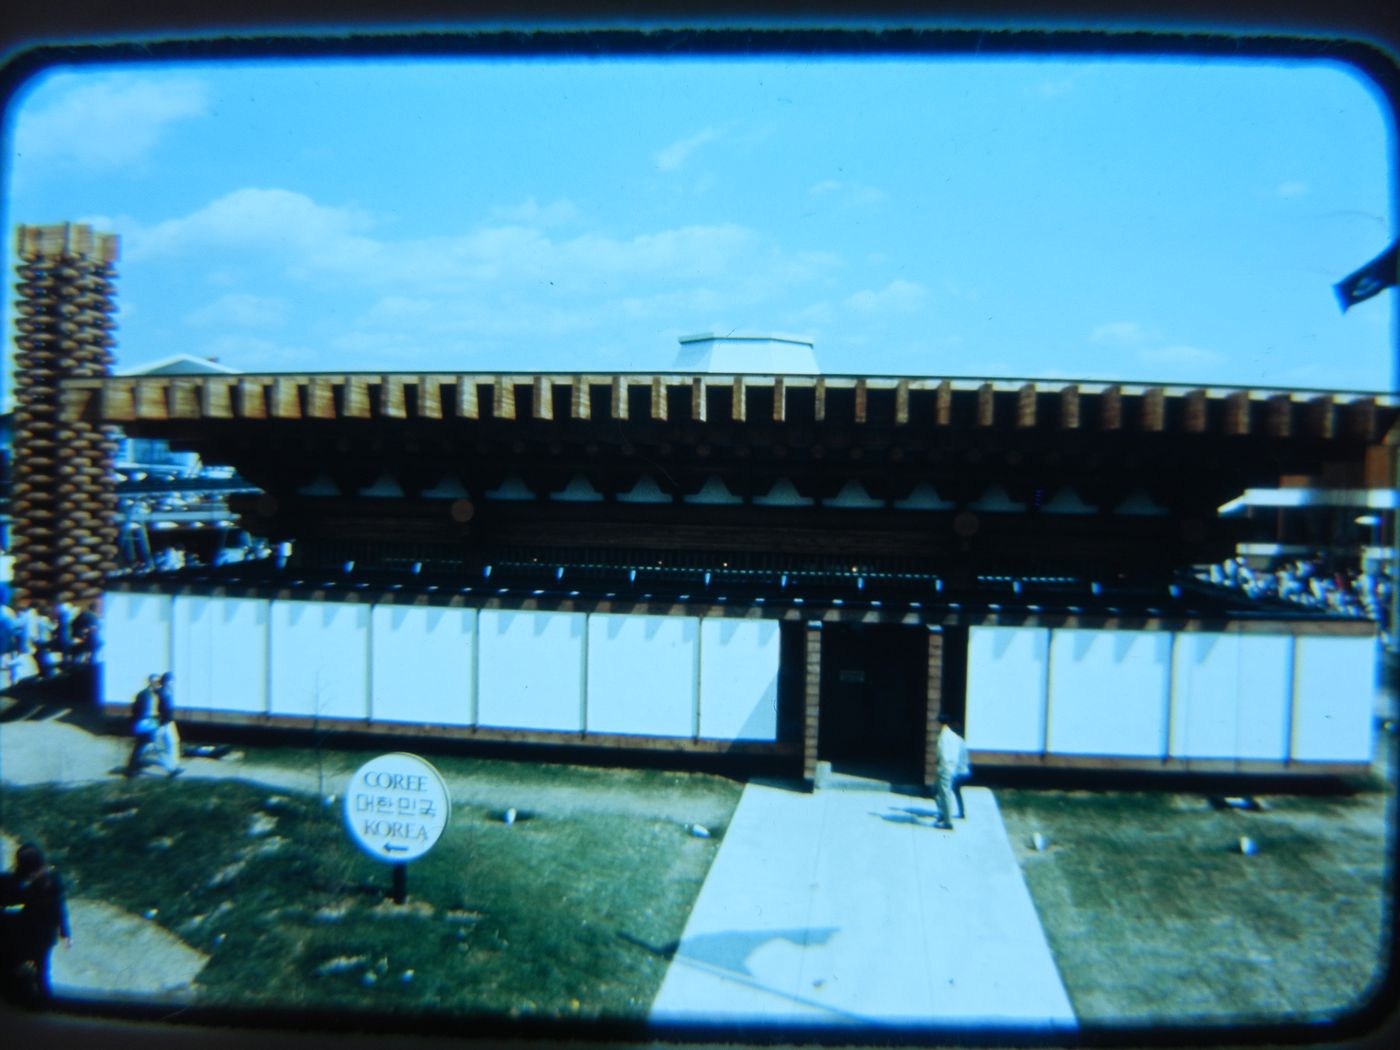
[932,717,972,830]
[155,672,182,778]
[124,674,161,778]
[0,843,71,1005]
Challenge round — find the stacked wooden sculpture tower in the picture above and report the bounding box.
[10,223,121,609]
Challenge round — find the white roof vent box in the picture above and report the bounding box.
[675,333,819,375]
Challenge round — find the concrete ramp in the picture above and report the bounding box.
[651,781,1076,1031]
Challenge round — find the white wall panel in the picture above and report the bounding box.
[965,627,1049,753]
[586,614,698,737]
[173,596,269,714]
[1048,630,1172,757]
[370,605,476,725]
[1291,636,1376,763]
[698,619,779,741]
[477,610,585,731]
[269,601,370,720]
[101,592,171,707]
[1170,633,1291,761]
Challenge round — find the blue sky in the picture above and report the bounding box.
[2,53,1394,397]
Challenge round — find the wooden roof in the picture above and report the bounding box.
[63,371,1391,442]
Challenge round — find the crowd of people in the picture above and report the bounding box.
[0,596,101,688]
[1202,555,1389,622]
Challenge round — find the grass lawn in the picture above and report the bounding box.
[996,772,1393,1027]
[0,762,742,1023]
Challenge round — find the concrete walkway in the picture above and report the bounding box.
[650,780,1077,1031]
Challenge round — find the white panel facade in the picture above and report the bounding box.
[370,605,476,726]
[586,614,699,737]
[477,610,586,731]
[101,592,171,706]
[965,627,1050,753]
[698,619,779,741]
[1048,630,1172,757]
[1291,635,1376,763]
[173,596,269,714]
[269,601,370,720]
[1170,633,1291,761]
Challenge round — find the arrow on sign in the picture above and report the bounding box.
[383,843,409,854]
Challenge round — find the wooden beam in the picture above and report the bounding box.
[1100,385,1122,430]
[572,376,591,421]
[1141,387,1165,432]
[202,377,234,420]
[691,377,706,423]
[238,378,268,420]
[381,376,407,419]
[803,624,822,786]
[1225,391,1250,436]
[814,377,827,422]
[135,378,169,420]
[492,377,516,421]
[456,377,480,420]
[1059,384,1080,430]
[307,378,336,419]
[731,376,746,423]
[345,377,371,419]
[773,377,786,423]
[1184,388,1207,433]
[270,377,301,419]
[1266,394,1292,438]
[854,379,869,424]
[1304,396,1335,440]
[923,630,944,787]
[936,380,952,426]
[418,375,446,420]
[976,382,995,427]
[895,379,910,425]
[534,376,554,421]
[651,375,667,421]
[1344,397,1378,442]
[169,379,201,420]
[1017,383,1037,428]
[611,376,628,421]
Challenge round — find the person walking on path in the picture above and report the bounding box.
[0,843,71,1005]
[124,674,161,778]
[932,718,972,830]
[155,672,182,778]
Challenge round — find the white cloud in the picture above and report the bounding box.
[1090,321,1154,345]
[127,188,379,264]
[1137,344,1225,368]
[13,73,210,173]
[184,293,289,329]
[1276,181,1309,199]
[807,179,886,207]
[654,128,721,172]
[488,197,580,227]
[843,279,927,315]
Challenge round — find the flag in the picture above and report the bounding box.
[1335,239,1399,312]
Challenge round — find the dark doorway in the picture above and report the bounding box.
[817,624,927,782]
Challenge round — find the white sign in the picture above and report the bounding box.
[344,753,451,863]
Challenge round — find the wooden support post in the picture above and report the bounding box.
[238,378,268,419]
[895,379,910,425]
[936,380,952,426]
[691,377,706,423]
[456,378,480,420]
[308,378,336,419]
[651,375,667,421]
[202,378,234,419]
[418,375,445,419]
[731,376,746,423]
[1100,385,1122,430]
[612,376,628,420]
[1184,389,1207,433]
[1266,394,1292,438]
[802,623,823,788]
[272,376,302,419]
[1017,383,1037,428]
[1059,384,1080,430]
[534,376,554,421]
[170,379,201,420]
[976,383,995,427]
[492,377,516,421]
[1141,387,1165,432]
[135,379,168,420]
[814,377,827,422]
[923,629,945,788]
[773,377,786,423]
[572,376,591,420]
[345,377,372,419]
[854,379,869,424]
[1225,391,1251,436]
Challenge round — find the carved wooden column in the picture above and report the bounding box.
[11,223,121,609]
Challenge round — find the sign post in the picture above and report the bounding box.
[343,753,451,904]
